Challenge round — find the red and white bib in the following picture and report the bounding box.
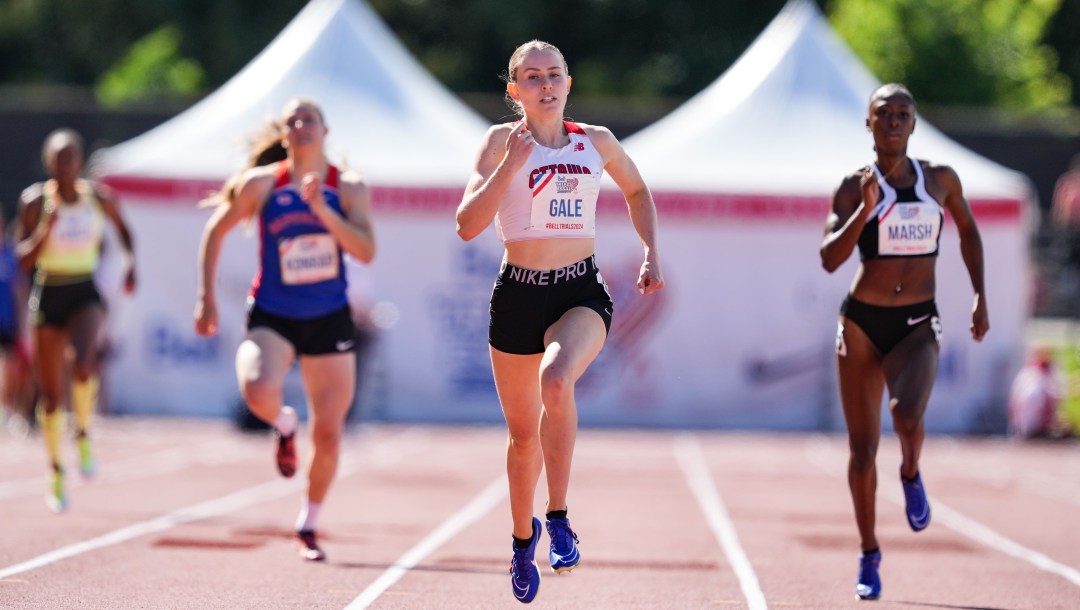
[495,121,603,243]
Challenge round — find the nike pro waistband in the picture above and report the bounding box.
[499,255,598,286]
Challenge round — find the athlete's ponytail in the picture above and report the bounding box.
[199,123,287,208]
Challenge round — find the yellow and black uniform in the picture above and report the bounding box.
[29,179,106,327]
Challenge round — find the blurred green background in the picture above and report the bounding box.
[1,0,1076,111]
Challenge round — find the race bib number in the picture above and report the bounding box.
[529,174,596,234]
[878,203,939,256]
[279,234,339,285]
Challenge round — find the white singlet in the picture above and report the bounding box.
[495,121,603,243]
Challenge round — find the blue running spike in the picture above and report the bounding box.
[901,470,931,532]
[856,549,882,600]
[510,517,541,603]
[545,516,580,573]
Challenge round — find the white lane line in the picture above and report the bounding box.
[932,500,1080,587]
[931,437,1080,508]
[0,427,425,581]
[344,474,508,610]
[0,476,303,580]
[804,435,1080,588]
[0,438,251,500]
[674,434,768,610]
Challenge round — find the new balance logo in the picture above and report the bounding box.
[573,143,584,151]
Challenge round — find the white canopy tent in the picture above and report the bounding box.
[611,0,1033,432]
[626,0,1028,200]
[97,0,484,186]
[94,0,492,420]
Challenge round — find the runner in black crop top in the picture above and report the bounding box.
[857,158,944,260]
[818,83,989,601]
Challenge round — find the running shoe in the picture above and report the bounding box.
[901,470,931,531]
[296,530,326,561]
[855,549,881,600]
[77,433,96,479]
[46,465,67,513]
[510,517,541,604]
[545,516,580,573]
[276,431,297,478]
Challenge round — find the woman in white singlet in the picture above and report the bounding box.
[820,84,989,600]
[16,128,137,513]
[456,40,664,604]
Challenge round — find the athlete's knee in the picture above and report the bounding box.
[539,365,574,407]
[892,409,923,437]
[310,420,342,454]
[240,377,283,412]
[507,426,540,452]
[38,383,64,407]
[71,362,95,382]
[37,395,62,413]
[848,439,879,474]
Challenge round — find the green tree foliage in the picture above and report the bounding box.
[96,25,205,108]
[1046,0,1080,106]
[368,0,799,98]
[0,0,304,95]
[0,0,1075,112]
[828,0,1072,111]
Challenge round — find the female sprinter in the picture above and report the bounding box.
[820,83,989,600]
[456,41,665,603]
[195,98,375,561]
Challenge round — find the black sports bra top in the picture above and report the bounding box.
[857,158,944,260]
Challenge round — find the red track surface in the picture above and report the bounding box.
[1,417,1077,609]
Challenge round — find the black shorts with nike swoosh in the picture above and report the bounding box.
[247,304,356,356]
[489,255,614,355]
[840,295,940,355]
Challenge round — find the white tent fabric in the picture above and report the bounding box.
[626,0,1031,201]
[96,0,486,186]
[611,0,1033,432]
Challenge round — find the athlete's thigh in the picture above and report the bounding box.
[235,327,296,387]
[836,317,886,437]
[67,302,105,366]
[541,307,606,381]
[33,325,69,399]
[490,347,544,432]
[882,324,939,416]
[298,352,356,424]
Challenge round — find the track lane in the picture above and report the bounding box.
[1,419,1076,609]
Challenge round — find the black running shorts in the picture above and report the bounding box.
[840,295,940,355]
[30,277,103,328]
[489,255,613,355]
[247,304,356,356]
